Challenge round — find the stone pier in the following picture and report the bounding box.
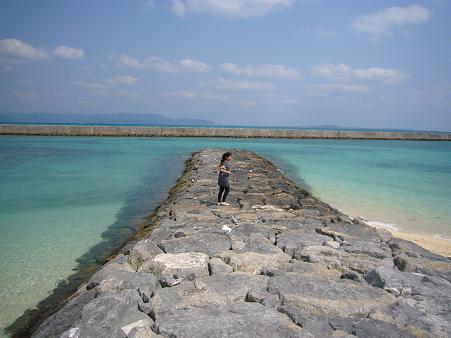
[1,124,451,140]
[31,149,451,338]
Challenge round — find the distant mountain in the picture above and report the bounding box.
[0,113,215,126]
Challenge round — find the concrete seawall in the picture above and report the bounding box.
[1,124,451,140]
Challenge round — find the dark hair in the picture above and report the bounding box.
[220,152,232,166]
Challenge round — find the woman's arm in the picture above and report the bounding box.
[219,165,231,174]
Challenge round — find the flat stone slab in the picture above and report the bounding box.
[268,272,395,317]
[153,303,312,338]
[149,252,209,278]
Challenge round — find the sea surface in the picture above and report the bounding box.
[1,136,450,336]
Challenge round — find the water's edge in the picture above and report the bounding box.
[4,151,199,338]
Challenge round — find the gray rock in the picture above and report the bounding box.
[394,255,451,282]
[340,270,364,283]
[127,326,160,338]
[276,232,330,258]
[32,288,98,338]
[154,303,313,338]
[389,238,449,262]
[267,272,395,317]
[369,299,451,337]
[323,240,341,249]
[300,245,394,274]
[158,232,231,256]
[277,304,333,337]
[208,257,234,275]
[365,266,451,317]
[148,252,209,279]
[149,272,268,317]
[216,250,291,274]
[128,240,163,271]
[86,267,159,296]
[341,240,392,259]
[328,317,415,338]
[64,289,152,338]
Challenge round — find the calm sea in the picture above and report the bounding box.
[1,136,450,336]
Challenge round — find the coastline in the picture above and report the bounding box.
[368,223,451,258]
[28,148,451,338]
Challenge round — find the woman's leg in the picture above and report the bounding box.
[218,186,225,203]
[222,186,230,202]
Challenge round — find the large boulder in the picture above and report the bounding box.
[148,252,210,279]
[268,272,395,317]
[153,303,313,338]
[158,232,231,257]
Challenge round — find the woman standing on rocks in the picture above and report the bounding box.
[218,152,232,206]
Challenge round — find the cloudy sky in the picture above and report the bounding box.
[1,0,450,130]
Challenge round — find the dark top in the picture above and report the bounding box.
[218,161,231,187]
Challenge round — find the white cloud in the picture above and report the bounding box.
[305,83,370,95]
[0,38,48,70]
[110,54,211,73]
[162,90,228,100]
[311,63,407,84]
[75,75,139,97]
[352,4,432,37]
[0,38,48,60]
[170,0,294,18]
[216,77,276,91]
[220,63,301,79]
[53,46,85,59]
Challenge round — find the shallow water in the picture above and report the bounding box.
[0,136,450,336]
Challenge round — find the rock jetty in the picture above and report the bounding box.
[32,149,451,338]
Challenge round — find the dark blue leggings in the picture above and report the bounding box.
[218,186,230,202]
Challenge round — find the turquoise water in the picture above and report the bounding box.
[1,136,450,336]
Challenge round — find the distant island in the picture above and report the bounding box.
[0,112,215,126]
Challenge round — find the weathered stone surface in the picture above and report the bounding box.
[341,240,392,259]
[216,250,291,274]
[149,272,268,317]
[389,238,449,262]
[149,252,209,279]
[86,266,159,296]
[277,304,333,337]
[208,257,234,275]
[328,317,415,338]
[128,326,161,338]
[276,232,331,258]
[300,245,394,274]
[394,255,451,282]
[158,232,231,256]
[369,299,451,338]
[365,266,451,317]
[61,290,151,338]
[153,303,313,338]
[128,239,163,271]
[268,272,395,317]
[32,288,98,338]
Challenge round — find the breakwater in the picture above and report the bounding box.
[29,149,451,338]
[1,124,451,140]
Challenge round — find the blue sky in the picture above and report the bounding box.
[1,0,450,130]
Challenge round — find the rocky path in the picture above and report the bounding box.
[33,149,451,338]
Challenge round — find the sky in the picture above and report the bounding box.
[0,0,450,131]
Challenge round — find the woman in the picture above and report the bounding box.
[218,152,232,206]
